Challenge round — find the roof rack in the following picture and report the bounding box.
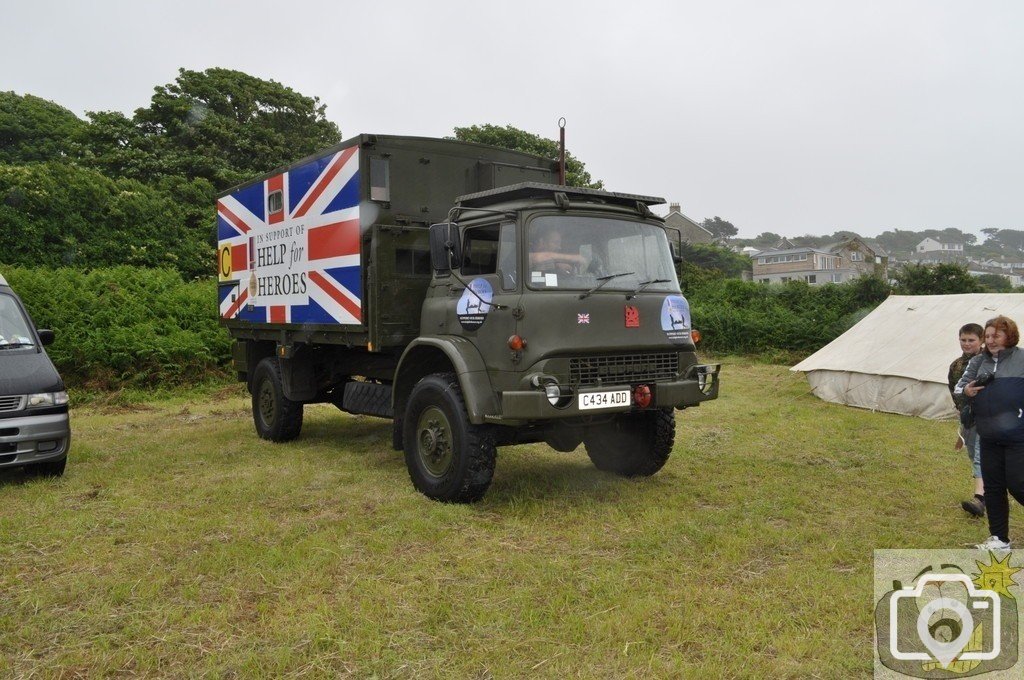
[455,182,664,209]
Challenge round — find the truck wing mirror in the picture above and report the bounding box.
[429,222,462,272]
[667,226,684,264]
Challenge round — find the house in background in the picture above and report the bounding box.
[662,203,714,245]
[826,237,888,277]
[752,237,886,285]
[913,237,965,263]
[752,246,852,284]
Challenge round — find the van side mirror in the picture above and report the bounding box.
[37,329,55,346]
[429,222,462,272]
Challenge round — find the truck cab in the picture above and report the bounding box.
[393,183,719,500]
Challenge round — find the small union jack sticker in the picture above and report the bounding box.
[577,313,590,324]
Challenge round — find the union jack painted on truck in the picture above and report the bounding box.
[217,145,362,325]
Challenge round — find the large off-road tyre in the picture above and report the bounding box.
[251,357,304,442]
[27,456,66,477]
[403,373,496,503]
[584,408,675,477]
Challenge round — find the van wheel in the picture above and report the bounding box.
[584,409,674,477]
[403,373,496,503]
[28,457,66,477]
[252,357,303,442]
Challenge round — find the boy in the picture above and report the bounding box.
[949,323,984,516]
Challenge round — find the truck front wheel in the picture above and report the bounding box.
[403,373,496,503]
[251,357,304,442]
[584,408,675,477]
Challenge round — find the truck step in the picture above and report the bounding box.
[342,381,394,418]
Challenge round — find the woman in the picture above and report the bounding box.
[956,315,1024,550]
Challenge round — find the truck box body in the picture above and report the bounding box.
[217,135,557,350]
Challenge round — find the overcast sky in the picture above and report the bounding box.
[4,1,1022,239]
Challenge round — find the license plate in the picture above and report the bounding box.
[578,389,631,410]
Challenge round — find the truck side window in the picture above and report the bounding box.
[461,225,500,276]
[498,223,516,290]
[370,157,390,201]
[267,191,283,215]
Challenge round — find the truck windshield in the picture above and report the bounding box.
[527,215,680,292]
[0,293,35,348]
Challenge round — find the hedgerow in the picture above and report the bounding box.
[682,266,890,354]
[2,263,891,390]
[4,266,230,388]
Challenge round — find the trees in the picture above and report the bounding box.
[1,69,343,278]
[975,273,1013,292]
[981,229,1024,254]
[81,68,341,191]
[450,124,602,189]
[679,242,751,278]
[0,92,86,164]
[0,163,210,278]
[751,232,782,247]
[893,263,982,295]
[700,216,738,241]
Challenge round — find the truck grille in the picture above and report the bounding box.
[569,353,679,387]
[0,395,24,413]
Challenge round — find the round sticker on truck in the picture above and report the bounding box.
[660,295,691,344]
[456,278,493,330]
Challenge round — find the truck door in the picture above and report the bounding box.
[451,222,520,372]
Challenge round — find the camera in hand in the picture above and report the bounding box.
[975,371,996,387]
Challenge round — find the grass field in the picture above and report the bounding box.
[0,359,1002,677]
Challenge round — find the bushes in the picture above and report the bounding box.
[682,269,890,354]
[0,163,214,279]
[4,267,231,389]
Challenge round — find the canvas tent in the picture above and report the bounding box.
[791,294,1024,420]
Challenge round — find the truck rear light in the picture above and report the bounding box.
[508,335,526,351]
[633,384,652,408]
[691,329,702,344]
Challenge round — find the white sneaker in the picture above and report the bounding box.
[976,535,1012,550]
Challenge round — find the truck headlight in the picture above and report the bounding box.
[27,391,69,408]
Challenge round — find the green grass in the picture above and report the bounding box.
[0,359,996,677]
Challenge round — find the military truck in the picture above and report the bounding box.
[217,134,720,502]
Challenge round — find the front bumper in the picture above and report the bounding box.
[0,410,70,468]
[490,363,720,424]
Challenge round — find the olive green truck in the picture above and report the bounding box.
[217,134,720,502]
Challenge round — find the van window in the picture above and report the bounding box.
[0,294,35,348]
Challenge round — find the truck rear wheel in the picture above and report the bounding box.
[403,373,496,503]
[584,408,675,477]
[252,357,303,442]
